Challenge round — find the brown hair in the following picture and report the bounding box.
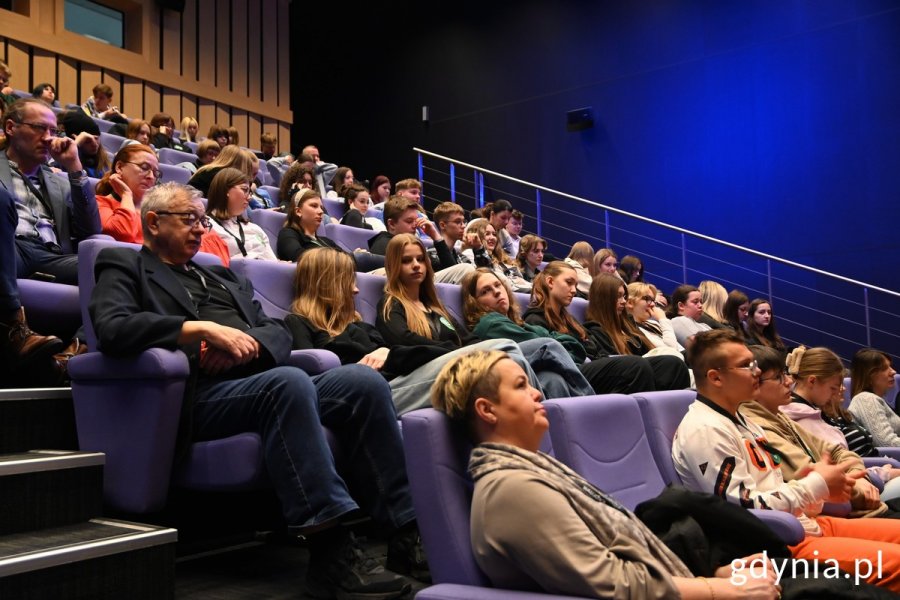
[530,261,587,340]
[291,248,360,337]
[206,167,250,220]
[688,329,747,386]
[850,348,892,397]
[95,144,157,196]
[586,274,651,355]
[745,298,784,350]
[284,189,322,234]
[383,195,420,230]
[461,268,524,330]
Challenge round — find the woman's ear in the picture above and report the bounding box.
[473,397,497,425]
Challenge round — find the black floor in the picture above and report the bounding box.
[175,538,427,599]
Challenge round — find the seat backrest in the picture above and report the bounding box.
[229,258,296,319]
[401,408,491,586]
[261,185,280,205]
[266,161,283,186]
[355,272,386,324]
[632,390,697,485]
[435,282,464,325]
[569,297,588,322]
[158,147,197,166]
[158,163,192,185]
[92,117,113,133]
[78,238,222,350]
[323,197,346,220]
[844,374,900,410]
[99,132,127,155]
[544,394,668,510]
[248,209,288,254]
[325,222,377,253]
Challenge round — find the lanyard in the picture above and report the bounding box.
[212,217,247,256]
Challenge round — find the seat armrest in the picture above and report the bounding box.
[286,349,341,374]
[747,509,804,545]
[876,447,900,463]
[415,583,594,600]
[69,349,190,513]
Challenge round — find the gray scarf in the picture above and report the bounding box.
[469,442,693,579]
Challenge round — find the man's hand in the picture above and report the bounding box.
[416,216,440,241]
[200,346,238,376]
[852,476,882,509]
[49,137,82,172]
[807,457,864,502]
[203,323,259,364]
[74,132,99,154]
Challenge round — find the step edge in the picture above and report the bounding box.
[0,521,177,577]
[0,388,72,401]
[0,451,105,476]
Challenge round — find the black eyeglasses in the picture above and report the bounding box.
[16,121,64,137]
[126,162,162,181]
[640,295,655,304]
[155,211,212,231]
[759,369,791,385]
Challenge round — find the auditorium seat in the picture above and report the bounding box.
[158,163,191,185]
[402,408,579,600]
[261,185,280,205]
[323,197,345,220]
[157,147,197,166]
[632,390,807,542]
[68,238,338,514]
[356,272,386,324]
[324,222,377,254]
[99,132,126,155]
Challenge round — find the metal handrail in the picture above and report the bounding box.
[414,147,900,299]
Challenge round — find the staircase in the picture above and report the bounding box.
[0,388,177,599]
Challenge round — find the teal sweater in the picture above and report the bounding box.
[472,312,587,364]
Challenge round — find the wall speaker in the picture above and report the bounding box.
[566,107,594,132]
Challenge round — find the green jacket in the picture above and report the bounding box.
[473,312,587,364]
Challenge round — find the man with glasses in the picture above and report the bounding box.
[89,182,420,599]
[1,98,100,284]
[672,330,900,591]
[0,98,100,376]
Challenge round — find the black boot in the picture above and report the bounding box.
[386,524,430,583]
[305,527,411,600]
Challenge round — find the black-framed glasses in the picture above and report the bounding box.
[155,211,212,231]
[759,369,791,385]
[125,162,162,181]
[16,121,64,137]
[640,295,655,304]
[718,359,761,376]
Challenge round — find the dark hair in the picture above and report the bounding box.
[369,175,391,199]
[207,167,251,221]
[667,285,699,319]
[279,163,316,209]
[285,189,322,233]
[745,298,784,350]
[748,344,787,374]
[342,183,368,212]
[723,289,750,336]
[487,199,513,219]
[585,273,650,355]
[31,83,55,98]
[330,167,352,192]
[617,255,644,283]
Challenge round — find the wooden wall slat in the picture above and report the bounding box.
[261,1,276,105]
[216,104,230,129]
[198,98,216,135]
[31,48,55,93]
[276,0,289,109]
[231,109,248,150]
[79,64,102,108]
[161,7,180,76]
[147,2,161,71]
[6,40,30,93]
[122,76,143,123]
[197,2,215,87]
[232,0,248,97]
[57,56,78,107]
[248,114,262,155]
[216,2,229,91]
[278,121,291,157]
[247,2,262,103]
[144,83,161,118]
[181,0,197,82]
[162,87,180,122]
[182,93,197,123]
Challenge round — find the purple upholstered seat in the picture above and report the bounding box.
[70,238,336,513]
[402,408,580,600]
[17,278,80,341]
[157,147,197,166]
[355,272,386,325]
[325,222,377,254]
[435,282,464,326]
[158,163,192,185]
[99,132,127,155]
[323,198,345,220]
[632,390,805,543]
[261,185,280,205]
[247,209,287,254]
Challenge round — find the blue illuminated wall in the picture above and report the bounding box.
[295,1,900,352]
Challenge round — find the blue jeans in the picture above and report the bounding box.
[15,236,79,285]
[193,364,415,532]
[1,188,19,313]
[517,337,595,398]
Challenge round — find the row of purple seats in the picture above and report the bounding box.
[68,238,339,514]
[402,390,806,600]
[157,147,196,166]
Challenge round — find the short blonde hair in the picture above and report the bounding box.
[432,350,508,440]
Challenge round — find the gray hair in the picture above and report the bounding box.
[141,182,203,240]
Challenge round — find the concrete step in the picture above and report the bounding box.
[0,450,104,534]
[0,518,177,599]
